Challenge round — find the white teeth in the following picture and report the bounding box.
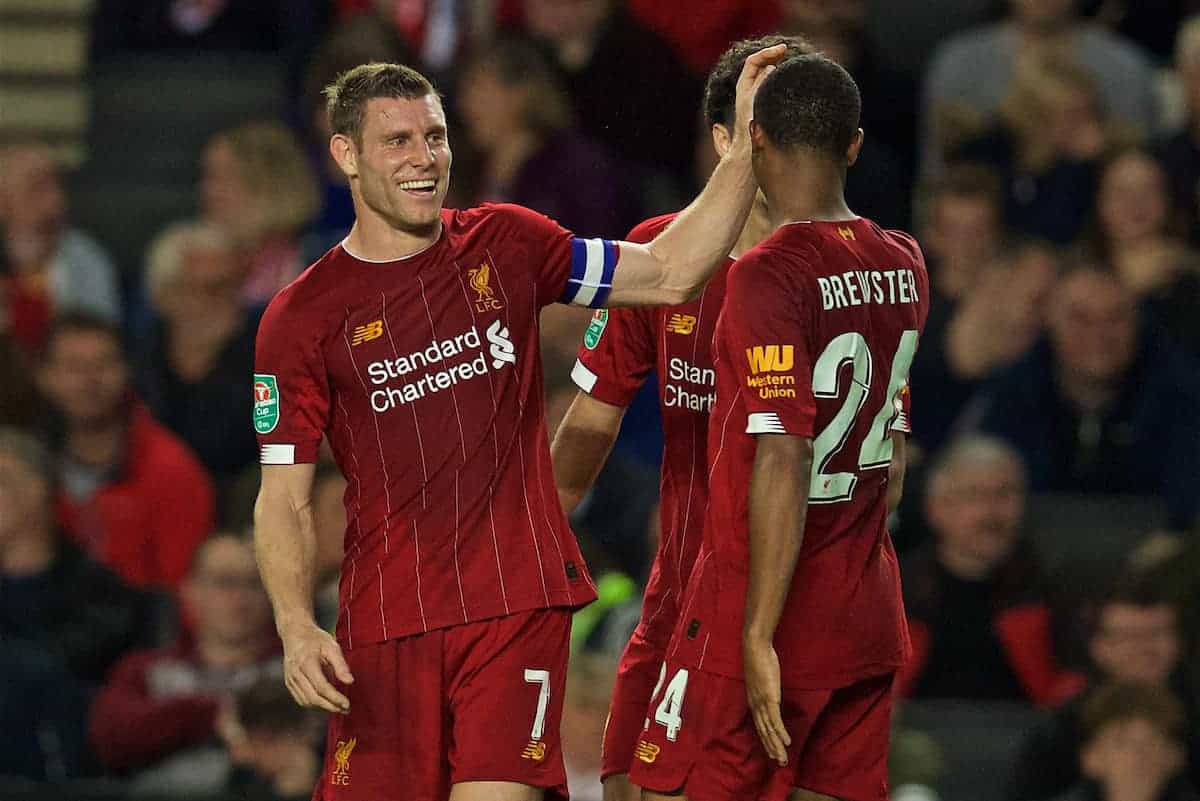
[399,180,436,190]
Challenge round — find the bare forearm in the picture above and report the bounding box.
[550,393,624,514]
[645,144,757,301]
[744,436,813,643]
[254,492,318,636]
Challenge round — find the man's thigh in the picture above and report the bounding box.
[313,632,449,801]
[445,608,572,801]
[788,673,896,801]
[602,628,666,784]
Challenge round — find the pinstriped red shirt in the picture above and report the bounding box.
[253,204,617,648]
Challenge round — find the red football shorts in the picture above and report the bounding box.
[312,608,571,801]
[601,627,667,780]
[628,660,895,801]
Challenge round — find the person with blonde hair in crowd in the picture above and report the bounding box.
[195,120,320,307]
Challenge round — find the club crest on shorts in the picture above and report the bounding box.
[252,374,279,434]
[332,737,356,785]
[522,740,547,761]
[583,309,609,349]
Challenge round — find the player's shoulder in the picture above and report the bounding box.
[259,245,346,327]
[625,211,680,245]
[874,224,926,266]
[453,202,565,239]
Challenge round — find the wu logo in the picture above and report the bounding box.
[486,319,516,369]
[351,320,384,346]
[837,225,856,241]
[746,345,794,374]
[665,314,696,335]
[468,262,504,312]
[331,737,356,785]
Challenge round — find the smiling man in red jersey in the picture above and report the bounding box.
[629,54,929,801]
[550,34,811,801]
[251,49,786,801]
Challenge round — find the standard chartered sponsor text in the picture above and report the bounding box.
[367,321,514,412]
[664,357,716,412]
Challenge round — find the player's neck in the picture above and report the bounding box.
[343,214,442,263]
[733,198,773,258]
[764,163,854,228]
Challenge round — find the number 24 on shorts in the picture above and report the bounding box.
[644,664,689,741]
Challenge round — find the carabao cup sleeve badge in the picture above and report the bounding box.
[252,374,280,434]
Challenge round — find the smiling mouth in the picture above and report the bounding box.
[399,179,437,196]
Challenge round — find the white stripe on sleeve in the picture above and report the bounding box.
[571,359,599,393]
[260,444,297,464]
[746,412,787,435]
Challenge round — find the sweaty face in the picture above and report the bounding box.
[1099,153,1170,245]
[38,331,129,427]
[1049,272,1137,384]
[348,96,452,236]
[1090,604,1180,685]
[930,460,1025,574]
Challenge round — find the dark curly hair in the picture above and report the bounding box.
[702,34,813,129]
[753,54,861,159]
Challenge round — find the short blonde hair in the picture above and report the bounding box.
[144,221,232,309]
[213,121,320,240]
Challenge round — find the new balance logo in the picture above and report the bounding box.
[487,319,516,369]
[522,741,547,761]
[746,345,794,374]
[665,314,696,335]
[351,320,384,346]
[635,740,661,763]
[838,225,856,240]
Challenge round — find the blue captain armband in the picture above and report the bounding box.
[561,238,618,308]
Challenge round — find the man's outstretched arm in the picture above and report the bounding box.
[743,433,813,768]
[551,392,626,515]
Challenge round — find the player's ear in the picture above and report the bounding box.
[846,128,864,167]
[749,119,767,152]
[330,133,359,180]
[711,123,732,158]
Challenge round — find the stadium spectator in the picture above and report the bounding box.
[0,641,89,781]
[194,121,320,308]
[1158,16,1200,246]
[37,312,215,590]
[517,0,701,192]
[92,0,324,57]
[219,676,322,801]
[89,533,280,794]
[457,36,641,238]
[922,0,1155,177]
[0,145,120,351]
[1010,583,1200,801]
[136,221,259,487]
[898,435,1085,705]
[951,51,1137,244]
[626,0,781,74]
[969,264,1200,529]
[333,0,482,77]
[0,426,157,686]
[1052,682,1199,801]
[1088,147,1200,355]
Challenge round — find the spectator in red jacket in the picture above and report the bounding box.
[899,434,1084,705]
[90,532,280,794]
[36,311,216,590]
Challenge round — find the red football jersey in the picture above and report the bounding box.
[571,213,732,647]
[670,217,929,688]
[254,204,622,649]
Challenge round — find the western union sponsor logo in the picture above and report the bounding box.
[746,345,793,374]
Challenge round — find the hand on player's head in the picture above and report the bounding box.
[732,44,790,147]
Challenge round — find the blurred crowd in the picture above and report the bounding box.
[2,1,1200,800]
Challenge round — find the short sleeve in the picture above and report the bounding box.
[720,252,816,437]
[495,204,620,309]
[253,290,330,465]
[571,307,656,407]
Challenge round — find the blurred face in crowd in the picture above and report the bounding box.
[459,61,526,150]
[925,192,1002,282]
[1090,603,1180,685]
[1099,152,1171,245]
[1010,0,1078,31]
[37,329,129,428]
[1082,717,1184,790]
[1049,270,1137,387]
[159,240,242,322]
[523,0,612,43]
[0,449,49,543]
[201,136,252,235]
[927,456,1026,577]
[0,147,67,262]
[333,95,451,237]
[184,535,271,651]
